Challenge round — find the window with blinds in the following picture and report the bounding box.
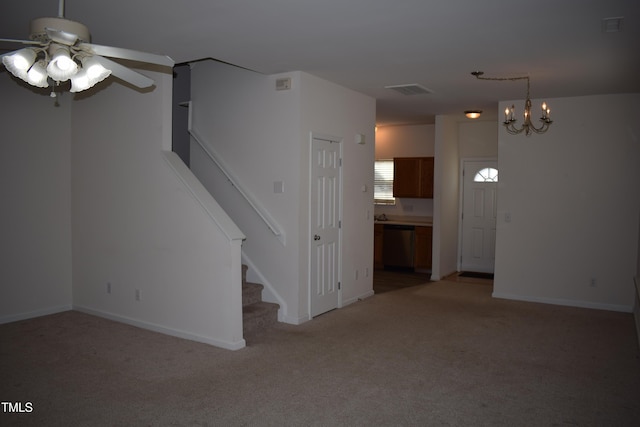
[374,159,395,204]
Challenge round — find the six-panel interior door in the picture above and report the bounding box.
[310,137,341,317]
[460,160,497,273]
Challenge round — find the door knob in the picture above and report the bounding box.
[314,235,321,241]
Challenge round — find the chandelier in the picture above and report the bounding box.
[472,71,552,136]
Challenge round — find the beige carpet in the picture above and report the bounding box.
[1,279,639,426]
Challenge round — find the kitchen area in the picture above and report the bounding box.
[374,155,434,274]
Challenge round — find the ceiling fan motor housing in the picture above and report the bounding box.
[29,17,91,43]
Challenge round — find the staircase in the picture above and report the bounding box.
[242,265,279,340]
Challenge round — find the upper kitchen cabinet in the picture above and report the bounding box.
[393,157,434,198]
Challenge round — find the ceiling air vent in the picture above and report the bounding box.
[384,84,433,96]
[602,16,623,33]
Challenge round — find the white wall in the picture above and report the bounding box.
[189,61,375,323]
[433,116,460,280]
[71,71,246,350]
[298,71,376,310]
[375,124,435,158]
[458,120,498,158]
[190,61,304,323]
[494,93,640,311]
[0,74,73,323]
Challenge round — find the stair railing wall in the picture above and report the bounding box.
[187,114,285,245]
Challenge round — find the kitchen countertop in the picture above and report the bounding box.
[374,215,433,226]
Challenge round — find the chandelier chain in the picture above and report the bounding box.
[472,72,531,99]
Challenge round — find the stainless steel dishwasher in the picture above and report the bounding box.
[382,224,415,269]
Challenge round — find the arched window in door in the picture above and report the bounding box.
[474,167,498,182]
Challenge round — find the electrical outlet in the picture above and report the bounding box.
[135,289,142,301]
[590,278,597,287]
[106,282,111,294]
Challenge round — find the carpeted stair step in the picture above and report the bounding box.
[242,282,264,307]
[241,264,280,339]
[242,301,279,336]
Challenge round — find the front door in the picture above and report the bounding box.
[460,159,498,273]
[310,136,342,317]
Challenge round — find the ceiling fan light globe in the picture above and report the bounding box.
[47,48,78,81]
[2,48,37,79]
[26,61,49,88]
[82,56,111,82]
[70,69,90,92]
[70,59,112,93]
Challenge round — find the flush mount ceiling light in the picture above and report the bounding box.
[0,0,174,97]
[464,110,482,119]
[472,71,552,136]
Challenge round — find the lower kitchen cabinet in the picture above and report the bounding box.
[414,226,432,270]
[374,223,384,269]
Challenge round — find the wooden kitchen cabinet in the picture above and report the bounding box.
[374,223,384,269]
[393,157,434,198]
[414,225,432,270]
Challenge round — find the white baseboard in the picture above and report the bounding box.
[73,305,246,351]
[492,292,633,313]
[0,304,72,325]
[342,290,375,307]
[280,313,310,325]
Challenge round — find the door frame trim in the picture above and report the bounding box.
[308,132,344,318]
[457,157,498,272]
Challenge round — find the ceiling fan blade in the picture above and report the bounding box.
[0,38,43,46]
[79,43,174,67]
[45,27,78,45]
[91,55,156,89]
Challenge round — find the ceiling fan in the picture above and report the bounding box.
[0,0,174,95]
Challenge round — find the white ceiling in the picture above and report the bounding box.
[2,0,639,126]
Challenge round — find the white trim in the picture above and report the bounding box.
[162,151,245,242]
[281,314,311,325]
[342,290,375,307]
[492,292,633,313]
[0,305,72,325]
[73,306,246,351]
